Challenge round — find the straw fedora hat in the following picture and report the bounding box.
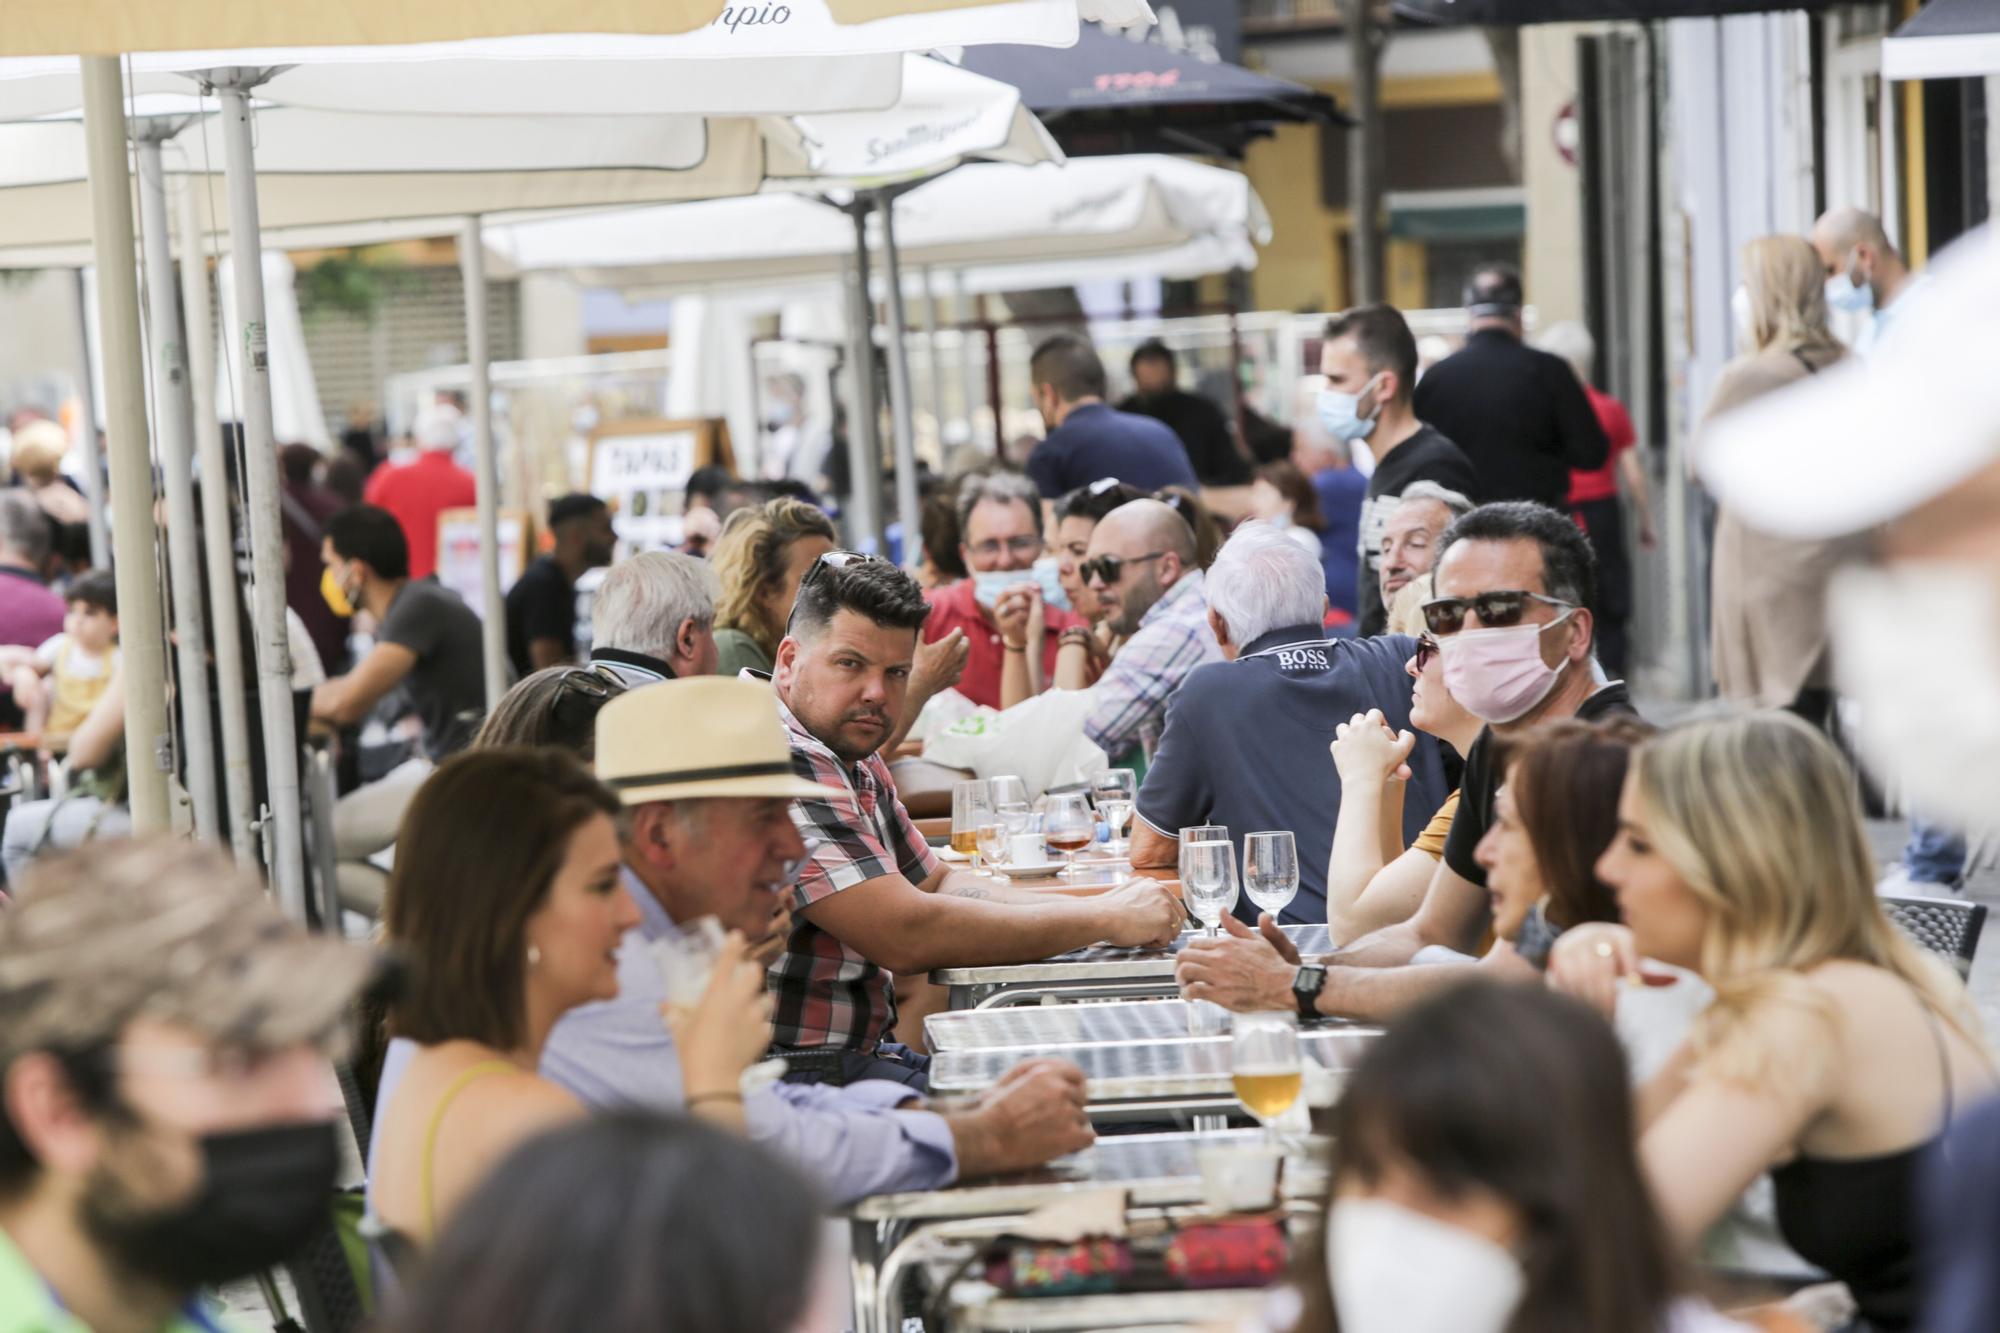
[594,676,841,806]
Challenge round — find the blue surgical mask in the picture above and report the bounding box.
[971,559,1071,612]
[1317,377,1382,443]
[1824,256,1874,315]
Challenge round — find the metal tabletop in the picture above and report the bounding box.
[928,1026,1375,1101]
[932,923,1334,1009]
[950,1287,1274,1331]
[926,997,1369,1053]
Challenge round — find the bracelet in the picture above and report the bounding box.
[686,1090,744,1108]
[1002,640,1027,653]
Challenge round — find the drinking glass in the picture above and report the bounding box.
[1177,824,1227,924]
[1098,798,1135,859]
[1232,1012,1303,1143]
[976,819,1008,874]
[952,780,993,874]
[988,775,1028,810]
[1181,838,1237,937]
[1043,792,1095,880]
[1242,831,1300,923]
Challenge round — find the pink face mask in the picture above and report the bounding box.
[1437,612,1573,724]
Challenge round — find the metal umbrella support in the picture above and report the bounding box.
[840,201,887,555]
[872,184,923,564]
[460,215,509,708]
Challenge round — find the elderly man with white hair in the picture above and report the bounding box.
[1129,521,1448,926]
[587,550,722,685]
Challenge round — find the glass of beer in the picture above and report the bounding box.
[1231,1011,1302,1143]
[1043,791,1095,880]
[951,779,993,874]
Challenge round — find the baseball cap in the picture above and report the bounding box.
[1700,223,2000,539]
[0,838,380,1065]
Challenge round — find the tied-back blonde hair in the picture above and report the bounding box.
[1632,712,1977,1085]
[711,496,837,659]
[1741,235,1836,356]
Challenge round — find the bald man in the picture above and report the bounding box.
[1811,207,1919,351]
[1079,498,1224,763]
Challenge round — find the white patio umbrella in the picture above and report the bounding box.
[0,49,1070,912]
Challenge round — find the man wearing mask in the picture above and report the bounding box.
[1322,304,1480,636]
[1176,502,1635,1022]
[505,493,616,675]
[1413,268,1608,514]
[921,472,1075,711]
[1117,340,1251,488]
[1697,222,1996,1333]
[1810,207,1920,354]
[0,837,374,1333]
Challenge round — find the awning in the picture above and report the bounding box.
[959,24,1340,159]
[1393,0,1834,24]
[1884,0,2000,80]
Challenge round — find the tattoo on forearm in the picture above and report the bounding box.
[945,882,993,900]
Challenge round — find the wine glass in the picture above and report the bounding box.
[988,775,1028,811]
[1181,837,1237,937]
[1043,792,1095,880]
[951,780,993,875]
[1231,1012,1303,1144]
[1098,797,1135,860]
[976,818,1009,876]
[1243,831,1300,924]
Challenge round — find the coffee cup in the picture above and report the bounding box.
[1008,831,1046,865]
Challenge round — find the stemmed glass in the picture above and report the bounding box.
[988,775,1028,810]
[952,780,993,875]
[1091,769,1137,857]
[1231,1012,1303,1144]
[975,819,1009,877]
[1181,837,1238,938]
[1043,792,1095,880]
[1243,831,1300,924]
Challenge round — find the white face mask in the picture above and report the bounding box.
[1329,1198,1526,1333]
[1824,252,1874,315]
[1831,563,2000,835]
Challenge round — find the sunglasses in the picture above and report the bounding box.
[551,666,628,731]
[799,549,889,590]
[1414,633,1441,673]
[1080,551,1166,586]
[1421,590,1574,637]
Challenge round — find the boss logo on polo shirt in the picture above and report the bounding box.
[1275,647,1331,671]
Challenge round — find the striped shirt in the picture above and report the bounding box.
[1083,569,1224,759]
[770,695,941,1051]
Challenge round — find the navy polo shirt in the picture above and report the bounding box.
[1024,402,1200,499]
[1134,624,1449,927]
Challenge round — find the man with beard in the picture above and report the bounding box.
[0,837,374,1332]
[768,553,1183,1088]
[506,493,617,675]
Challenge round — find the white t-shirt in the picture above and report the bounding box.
[286,609,327,688]
[34,632,114,679]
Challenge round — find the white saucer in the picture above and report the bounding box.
[937,845,971,862]
[994,860,1068,878]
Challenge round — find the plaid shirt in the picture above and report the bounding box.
[1084,569,1224,759]
[771,695,941,1051]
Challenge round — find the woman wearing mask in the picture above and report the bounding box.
[1322,629,1482,945]
[367,748,772,1249]
[1549,713,1994,1332]
[711,497,838,678]
[388,1113,830,1333]
[1292,980,1748,1333]
[1700,237,1861,727]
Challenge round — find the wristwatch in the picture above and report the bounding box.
[1292,964,1327,1019]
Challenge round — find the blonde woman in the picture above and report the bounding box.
[1701,237,1864,718]
[710,497,837,677]
[1549,713,1992,1332]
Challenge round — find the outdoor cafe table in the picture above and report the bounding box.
[845,1129,1329,1333]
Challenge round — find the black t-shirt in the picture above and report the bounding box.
[1412,328,1609,511]
[1354,425,1480,636]
[1117,390,1252,487]
[381,578,489,760]
[504,555,576,677]
[1442,682,1637,887]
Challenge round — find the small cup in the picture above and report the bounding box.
[1008,831,1046,866]
[1197,1143,1282,1213]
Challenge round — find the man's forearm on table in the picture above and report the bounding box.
[1320,919,1428,969]
[1315,957,1473,1024]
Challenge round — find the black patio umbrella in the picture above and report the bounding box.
[959,25,1342,160]
[1394,0,1833,22]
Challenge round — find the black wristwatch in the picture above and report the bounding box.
[1292,964,1327,1019]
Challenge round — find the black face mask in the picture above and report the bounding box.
[84,1121,341,1292]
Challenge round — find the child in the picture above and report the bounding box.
[2,571,118,751]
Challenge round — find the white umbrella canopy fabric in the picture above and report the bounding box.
[486,153,1267,292]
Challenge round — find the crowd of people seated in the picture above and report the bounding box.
[3,242,1999,1333]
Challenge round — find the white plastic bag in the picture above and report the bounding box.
[922,688,1107,800]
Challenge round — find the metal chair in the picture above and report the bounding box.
[1881,893,1987,978]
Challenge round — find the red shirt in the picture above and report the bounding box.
[363,451,477,579]
[1566,385,1635,507]
[923,577,1084,711]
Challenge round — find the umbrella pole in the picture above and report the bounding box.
[460,216,508,708]
[177,165,257,864]
[79,57,172,833]
[213,74,309,920]
[874,191,922,566]
[135,130,219,843]
[68,271,111,569]
[954,270,978,457]
[919,265,945,454]
[841,207,885,555]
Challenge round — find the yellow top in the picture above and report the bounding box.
[420,1060,518,1241]
[1409,790,1461,861]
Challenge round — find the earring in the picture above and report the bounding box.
[527,944,542,967]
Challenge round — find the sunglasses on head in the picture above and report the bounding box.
[550,666,628,730]
[799,549,888,590]
[1421,590,1574,637]
[1080,551,1166,586]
